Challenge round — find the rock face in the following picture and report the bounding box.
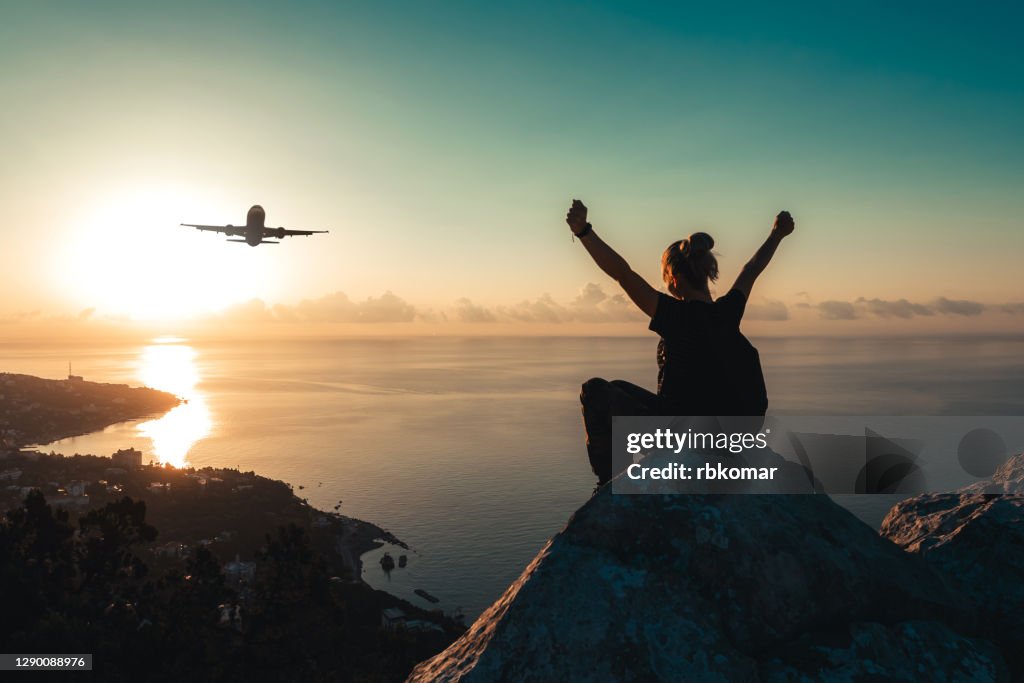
[760,621,1006,683]
[964,451,1024,495]
[408,450,1001,682]
[881,453,1024,669]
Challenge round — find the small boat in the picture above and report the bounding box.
[398,554,408,568]
[380,553,395,572]
[414,589,440,604]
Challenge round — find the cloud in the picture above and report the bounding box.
[932,297,985,317]
[454,298,497,323]
[477,289,999,325]
[17,288,1022,332]
[818,301,858,320]
[808,296,994,321]
[856,298,934,319]
[499,294,569,323]
[745,299,789,321]
[0,309,42,324]
[491,283,646,324]
[293,290,416,323]
[218,299,277,324]
[459,285,788,324]
[293,292,359,322]
[270,303,300,323]
[567,283,645,323]
[215,291,417,324]
[415,308,443,323]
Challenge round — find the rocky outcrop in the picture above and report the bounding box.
[408,449,994,682]
[760,621,1007,683]
[881,453,1024,670]
[964,451,1024,495]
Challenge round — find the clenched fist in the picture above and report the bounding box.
[773,210,795,238]
[566,199,589,236]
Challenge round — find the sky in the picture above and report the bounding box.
[1,1,1022,336]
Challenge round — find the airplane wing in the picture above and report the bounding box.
[262,226,329,238]
[180,223,242,235]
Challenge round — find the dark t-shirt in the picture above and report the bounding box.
[648,289,768,416]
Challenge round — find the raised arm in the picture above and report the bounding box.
[731,210,795,298]
[565,199,659,317]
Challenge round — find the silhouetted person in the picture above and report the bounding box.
[566,199,795,486]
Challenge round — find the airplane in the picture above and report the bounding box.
[181,205,328,246]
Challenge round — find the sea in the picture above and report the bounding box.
[3,335,1024,619]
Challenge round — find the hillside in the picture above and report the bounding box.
[0,372,179,447]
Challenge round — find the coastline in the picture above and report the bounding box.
[1,372,180,448]
[0,371,422,608]
[0,449,404,587]
[320,499,408,580]
[0,449,457,634]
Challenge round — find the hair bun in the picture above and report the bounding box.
[682,232,714,258]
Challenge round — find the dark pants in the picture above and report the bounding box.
[580,378,664,486]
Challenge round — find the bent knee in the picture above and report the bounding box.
[580,377,610,404]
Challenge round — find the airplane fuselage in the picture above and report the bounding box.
[243,205,266,246]
[222,205,268,246]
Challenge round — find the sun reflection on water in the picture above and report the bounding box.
[136,343,211,467]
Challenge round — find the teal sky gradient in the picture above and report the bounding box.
[1,1,1022,327]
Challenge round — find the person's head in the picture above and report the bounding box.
[661,232,718,299]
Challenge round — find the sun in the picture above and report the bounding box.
[55,183,285,321]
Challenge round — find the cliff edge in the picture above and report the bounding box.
[408,448,1008,682]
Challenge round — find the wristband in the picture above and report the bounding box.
[575,222,593,239]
